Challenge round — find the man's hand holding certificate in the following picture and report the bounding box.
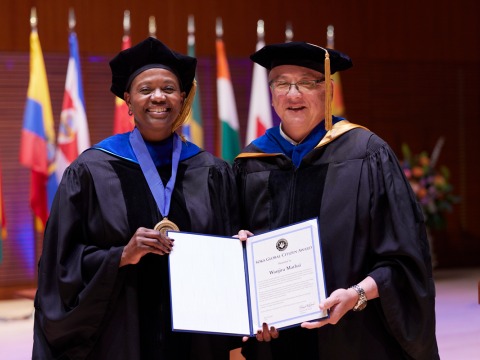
[168,218,328,336]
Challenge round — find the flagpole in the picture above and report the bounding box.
[257,19,265,42]
[30,6,40,269]
[68,7,75,32]
[56,6,91,183]
[188,14,195,38]
[327,25,335,48]
[149,16,156,38]
[216,17,223,38]
[285,21,293,42]
[123,10,130,38]
[30,7,37,32]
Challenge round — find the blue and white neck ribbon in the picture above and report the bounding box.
[129,128,182,219]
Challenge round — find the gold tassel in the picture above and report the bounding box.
[324,52,332,131]
[172,79,197,137]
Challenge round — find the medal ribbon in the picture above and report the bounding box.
[129,128,182,219]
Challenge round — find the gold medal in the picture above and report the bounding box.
[154,217,179,236]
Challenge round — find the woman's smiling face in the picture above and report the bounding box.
[124,67,185,141]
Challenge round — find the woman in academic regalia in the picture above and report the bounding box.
[33,37,239,360]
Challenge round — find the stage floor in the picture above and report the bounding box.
[1,267,479,359]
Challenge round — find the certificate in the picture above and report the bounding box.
[167,218,328,336]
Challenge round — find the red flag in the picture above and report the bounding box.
[113,35,134,134]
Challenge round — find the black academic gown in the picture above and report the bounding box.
[233,124,439,360]
[33,135,240,360]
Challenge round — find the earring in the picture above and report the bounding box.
[128,108,133,116]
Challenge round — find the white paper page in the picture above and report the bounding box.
[246,218,328,330]
[168,231,251,335]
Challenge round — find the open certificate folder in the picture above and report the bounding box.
[167,218,328,336]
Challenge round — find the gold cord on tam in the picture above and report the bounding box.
[324,51,332,131]
[172,79,197,137]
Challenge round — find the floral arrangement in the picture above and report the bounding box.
[401,138,460,230]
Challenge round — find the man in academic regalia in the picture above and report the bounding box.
[234,41,439,360]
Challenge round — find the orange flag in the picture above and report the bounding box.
[327,25,346,117]
[216,18,241,162]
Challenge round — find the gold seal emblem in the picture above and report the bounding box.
[154,217,179,236]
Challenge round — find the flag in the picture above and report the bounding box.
[327,25,346,117]
[113,35,134,134]
[183,15,204,148]
[245,38,273,145]
[216,37,241,162]
[55,31,90,183]
[20,30,58,233]
[331,72,346,117]
[0,163,6,264]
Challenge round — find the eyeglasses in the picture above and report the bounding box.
[269,79,324,95]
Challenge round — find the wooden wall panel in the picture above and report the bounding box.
[0,0,479,298]
[0,0,479,59]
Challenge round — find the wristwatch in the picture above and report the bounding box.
[350,284,367,311]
